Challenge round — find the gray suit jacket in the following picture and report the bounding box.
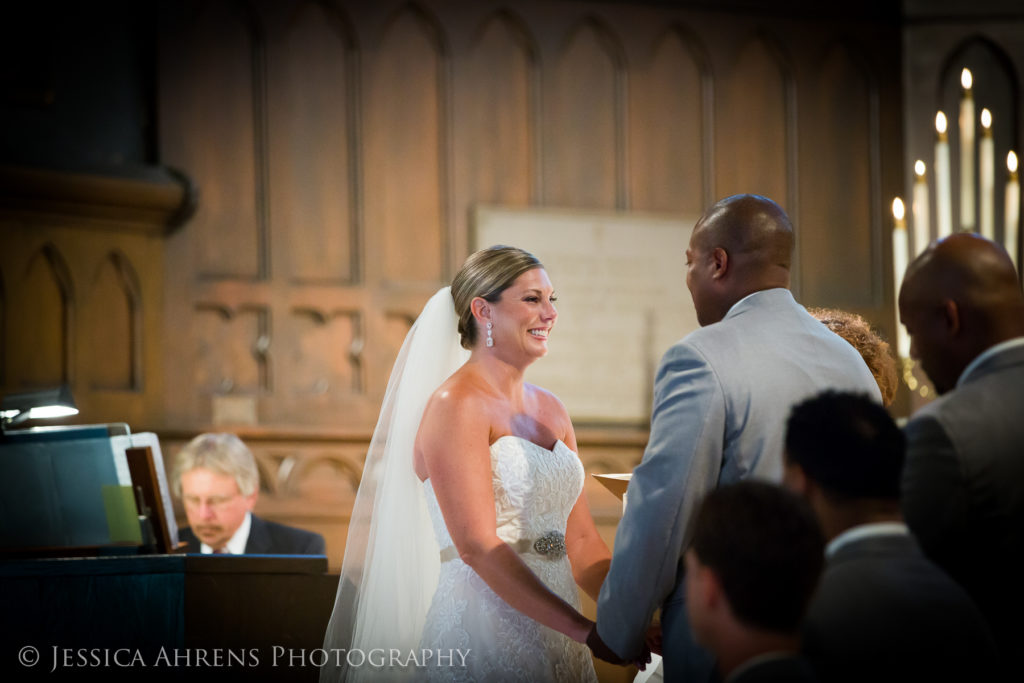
[901,340,1024,671]
[596,289,880,682]
[803,532,996,683]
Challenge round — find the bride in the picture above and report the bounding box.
[321,246,615,681]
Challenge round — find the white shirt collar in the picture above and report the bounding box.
[201,511,252,555]
[825,521,908,558]
[956,336,1024,388]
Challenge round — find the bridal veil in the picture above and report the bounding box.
[321,287,471,682]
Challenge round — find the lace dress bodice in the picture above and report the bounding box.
[418,436,597,682]
[424,435,584,553]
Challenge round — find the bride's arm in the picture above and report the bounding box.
[417,386,594,644]
[561,423,612,602]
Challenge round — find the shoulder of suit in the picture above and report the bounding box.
[252,515,325,547]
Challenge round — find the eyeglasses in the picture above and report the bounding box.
[183,494,240,511]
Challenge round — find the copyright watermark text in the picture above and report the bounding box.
[15,645,471,673]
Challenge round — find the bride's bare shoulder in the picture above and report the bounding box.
[423,365,497,420]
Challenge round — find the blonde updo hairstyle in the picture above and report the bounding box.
[451,245,543,350]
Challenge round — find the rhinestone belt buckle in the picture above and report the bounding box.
[533,531,567,559]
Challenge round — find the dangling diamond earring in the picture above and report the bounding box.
[486,321,494,348]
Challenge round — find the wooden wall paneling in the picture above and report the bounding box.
[546,18,627,210]
[715,33,792,212]
[629,24,710,214]
[798,41,878,309]
[282,306,362,414]
[81,234,164,427]
[364,5,448,285]
[462,10,538,211]
[161,1,265,281]
[87,252,141,391]
[267,1,359,286]
[193,304,269,397]
[12,244,73,389]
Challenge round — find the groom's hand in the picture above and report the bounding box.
[586,624,629,666]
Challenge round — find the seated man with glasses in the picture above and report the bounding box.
[172,432,326,555]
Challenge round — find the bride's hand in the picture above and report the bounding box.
[571,616,596,644]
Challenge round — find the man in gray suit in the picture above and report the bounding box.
[897,233,1024,673]
[784,390,995,682]
[589,194,881,681]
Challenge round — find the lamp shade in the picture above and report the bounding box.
[1,385,79,428]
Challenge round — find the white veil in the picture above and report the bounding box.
[321,287,471,682]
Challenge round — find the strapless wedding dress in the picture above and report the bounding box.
[419,436,598,682]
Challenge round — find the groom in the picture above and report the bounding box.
[589,195,881,681]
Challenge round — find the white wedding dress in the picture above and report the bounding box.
[418,435,598,682]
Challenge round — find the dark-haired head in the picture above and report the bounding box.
[785,390,903,502]
[688,481,825,634]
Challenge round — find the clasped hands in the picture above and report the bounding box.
[586,622,662,671]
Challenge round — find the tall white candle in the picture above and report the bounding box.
[935,112,953,238]
[892,197,911,359]
[960,68,975,231]
[1007,151,1020,271]
[913,160,931,255]
[979,109,995,240]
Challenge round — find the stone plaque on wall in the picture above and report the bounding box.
[474,206,700,424]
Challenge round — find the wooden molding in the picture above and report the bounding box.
[0,164,196,235]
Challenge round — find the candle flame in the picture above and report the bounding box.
[1010,151,1019,174]
[915,160,926,177]
[961,68,973,90]
[981,108,992,129]
[935,111,947,134]
[892,197,905,221]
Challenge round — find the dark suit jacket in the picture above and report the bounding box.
[728,655,817,683]
[901,341,1024,669]
[802,532,996,683]
[180,514,326,555]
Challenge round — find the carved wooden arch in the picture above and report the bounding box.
[800,38,884,308]
[650,22,716,208]
[278,452,363,499]
[938,36,1020,155]
[650,22,712,77]
[470,7,539,62]
[560,14,628,70]
[372,1,454,279]
[939,35,1020,111]
[23,244,76,386]
[90,250,144,390]
[251,450,280,496]
[377,2,450,56]
[727,28,799,219]
[181,0,271,280]
[282,0,358,49]
[467,8,542,205]
[555,15,629,208]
